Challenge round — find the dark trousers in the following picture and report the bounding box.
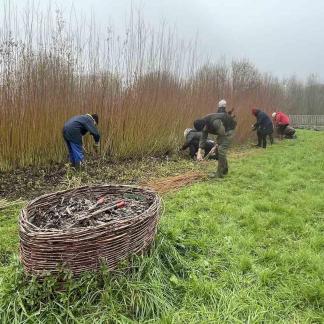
[277,124,289,136]
[257,130,273,148]
[283,125,296,138]
[269,133,274,144]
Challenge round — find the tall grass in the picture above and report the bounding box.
[0,3,286,170]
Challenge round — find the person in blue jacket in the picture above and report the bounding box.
[251,109,273,148]
[63,114,100,168]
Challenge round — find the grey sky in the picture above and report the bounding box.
[8,0,324,80]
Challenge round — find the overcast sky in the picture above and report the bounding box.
[7,0,324,81]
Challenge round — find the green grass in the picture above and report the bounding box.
[0,130,323,323]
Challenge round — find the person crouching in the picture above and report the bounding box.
[181,128,218,160]
[272,111,289,139]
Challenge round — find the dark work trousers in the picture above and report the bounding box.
[277,124,289,136]
[257,129,273,148]
[268,133,274,144]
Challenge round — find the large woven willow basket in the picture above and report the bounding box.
[19,185,162,277]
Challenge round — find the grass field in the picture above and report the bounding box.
[0,130,323,323]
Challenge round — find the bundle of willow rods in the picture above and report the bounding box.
[19,185,161,277]
[143,171,204,194]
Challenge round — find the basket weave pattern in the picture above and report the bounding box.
[19,185,161,277]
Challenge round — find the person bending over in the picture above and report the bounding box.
[252,109,273,148]
[194,112,237,178]
[181,128,218,160]
[272,111,290,139]
[63,113,100,168]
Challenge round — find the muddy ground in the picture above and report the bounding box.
[0,162,66,200]
[0,155,199,200]
[0,144,254,200]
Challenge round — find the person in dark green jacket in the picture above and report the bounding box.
[194,112,237,178]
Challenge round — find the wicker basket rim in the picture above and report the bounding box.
[21,184,161,235]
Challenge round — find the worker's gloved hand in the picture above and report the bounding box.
[197,148,204,161]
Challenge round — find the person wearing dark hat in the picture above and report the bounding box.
[181,128,218,160]
[251,109,273,148]
[194,112,237,178]
[63,114,100,168]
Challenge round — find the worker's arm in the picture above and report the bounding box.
[198,128,208,149]
[85,119,100,143]
[197,129,208,161]
[254,118,260,128]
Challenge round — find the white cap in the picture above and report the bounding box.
[184,128,192,138]
[218,99,227,108]
[272,112,277,118]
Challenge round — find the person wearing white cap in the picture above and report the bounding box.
[217,98,236,117]
[217,99,227,113]
[272,111,293,139]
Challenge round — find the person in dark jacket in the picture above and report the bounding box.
[252,109,273,148]
[63,114,100,167]
[181,128,218,160]
[194,112,237,178]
